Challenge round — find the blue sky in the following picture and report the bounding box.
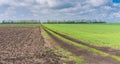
[113,0,120,3]
[0,0,120,22]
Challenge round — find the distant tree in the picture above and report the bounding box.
[2,20,5,24]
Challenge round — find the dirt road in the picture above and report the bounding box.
[44,26,120,56]
[43,27,120,64]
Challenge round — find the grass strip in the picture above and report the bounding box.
[42,28,83,64]
[45,28,120,62]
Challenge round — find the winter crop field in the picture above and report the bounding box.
[44,24,120,50]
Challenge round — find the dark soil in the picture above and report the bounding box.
[43,27,120,64]
[0,27,61,64]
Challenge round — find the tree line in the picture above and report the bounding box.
[43,20,106,24]
[1,20,41,24]
[0,19,106,24]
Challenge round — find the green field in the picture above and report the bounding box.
[44,24,120,49]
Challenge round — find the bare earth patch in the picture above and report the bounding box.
[0,27,60,64]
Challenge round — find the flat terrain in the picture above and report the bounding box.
[43,24,120,64]
[44,24,120,49]
[44,28,120,64]
[0,24,120,64]
[0,27,60,64]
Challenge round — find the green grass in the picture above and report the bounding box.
[45,28,120,62]
[43,24,120,49]
[42,28,83,64]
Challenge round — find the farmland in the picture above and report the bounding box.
[0,0,120,64]
[0,26,62,64]
[43,23,120,64]
[44,24,120,49]
[0,24,120,64]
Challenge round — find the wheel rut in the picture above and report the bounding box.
[44,26,120,56]
[43,27,120,64]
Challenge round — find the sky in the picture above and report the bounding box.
[0,0,120,22]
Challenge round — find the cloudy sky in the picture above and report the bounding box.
[0,0,120,22]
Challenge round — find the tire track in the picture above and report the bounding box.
[43,27,120,64]
[43,26,120,56]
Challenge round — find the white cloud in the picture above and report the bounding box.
[35,0,47,5]
[47,0,60,7]
[0,0,119,22]
[87,0,109,7]
[0,6,16,20]
[35,0,62,7]
[0,0,9,6]
[103,6,112,10]
[113,11,120,17]
[0,0,15,6]
[113,3,120,7]
[0,0,30,7]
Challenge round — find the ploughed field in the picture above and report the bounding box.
[0,27,59,64]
